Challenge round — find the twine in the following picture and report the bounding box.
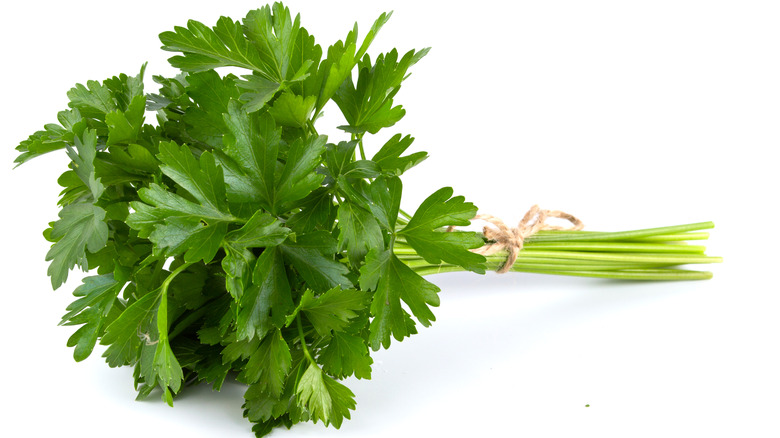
[452,206,584,274]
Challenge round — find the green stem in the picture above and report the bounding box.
[508,250,721,264]
[511,268,713,280]
[394,246,721,264]
[158,262,193,344]
[400,253,685,266]
[412,265,713,281]
[358,138,367,160]
[521,241,707,254]
[596,232,710,242]
[150,258,165,287]
[525,222,715,242]
[168,297,218,340]
[394,219,720,281]
[402,258,682,272]
[296,315,316,366]
[306,119,319,137]
[398,208,413,220]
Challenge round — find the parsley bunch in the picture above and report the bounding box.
[13,3,720,436]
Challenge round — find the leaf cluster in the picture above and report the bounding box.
[16,3,485,435]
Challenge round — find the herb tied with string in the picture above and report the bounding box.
[14,3,720,436]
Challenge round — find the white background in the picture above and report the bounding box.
[1,0,778,437]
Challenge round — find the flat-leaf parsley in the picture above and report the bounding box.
[14,3,720,436]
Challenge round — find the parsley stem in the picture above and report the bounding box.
[510,267,713,280]
[151,259,165,284]
[530,231,711,242]
[306,120,319,137]
[402,258,683,271]
[411,265,714,281]
[393,246,720,264]
[358,139,367,160]
[499,250,721,264]
[161,262,193,291]
[394,221,721,281]
[398,208,413,220]
[168,296,220,340]
[157,262,193,344]
[296,314,316,366]
[522,242,707,253]
[525,222,715,242]
[394,240,708,254]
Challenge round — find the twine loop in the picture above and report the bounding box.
[466,206,584,273]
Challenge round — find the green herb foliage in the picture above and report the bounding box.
[15,3,485,435]
[15,3,722,436]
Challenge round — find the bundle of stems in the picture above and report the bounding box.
[394,219,721,281]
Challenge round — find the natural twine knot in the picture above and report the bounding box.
[466,205,584,274]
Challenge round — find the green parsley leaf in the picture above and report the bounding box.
[360,249,436,350]
[222,100,326,214]
[101,290,159,367]
[274,135,328,211]
[236,74,282,113]
[244,387,287,426]
[14,109,85,166]
[237,247,293,341]
[105,95,146,146]
[312,11,390,112]
[366,176,403,231]
[224,211,290,251]
[129,142,235,263]
[296,363,356,428]
[280,232,352,293]
[67,64,146,120]
[399,187,486,273]
[333,48,429,134]
[160,17,267,75]
[186,344,233,391]
[103,64,147,110]
[104,143,159,175]
[372,133,428,176]
[287,287,369,337]
[268,91,316,128]
[244,352,306,427]
[239,329,292,396]
[228,211,290,247]
[285,187,336,233]
[46,203,109,289]
[222,211,291,299]
[66,79,117,120]
[60,274,124,361]
[314,40,356,113]
[65,129,104,200]
[160,4,310,85]
[324,140,359,180]
[319,331,373,380]
[336,201,384,267]
[242,4,311,83]
[182,70,241,147]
